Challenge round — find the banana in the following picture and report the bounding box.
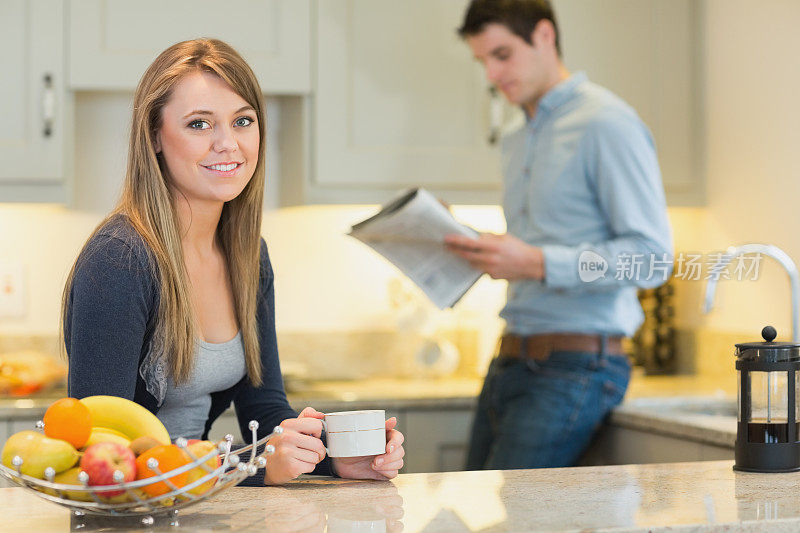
[82,427,132,449]
[79,396,170,445]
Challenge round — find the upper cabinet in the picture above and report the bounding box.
[0,0,69,202]
[305,0,506,205]
[68,0,311,93]
[4,0,702,206]
[296,0,702,206]
[554,0,704,206]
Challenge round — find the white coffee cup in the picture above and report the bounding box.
[327,516,386,533]
[323,410,386,457]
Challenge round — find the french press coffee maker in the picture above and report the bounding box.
[735,326,800,472]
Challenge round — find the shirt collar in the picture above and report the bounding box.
[526,71,587,121]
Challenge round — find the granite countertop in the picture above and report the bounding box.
[0,369,734,411]
[0,372,740,448]
[0,395,67,419]
[612,395,737,448]
[5,460,800,532]
[285,376,482,411]
[0,377,484,419]
[612,371,738,448]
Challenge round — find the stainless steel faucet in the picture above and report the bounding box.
[703,244,800,342]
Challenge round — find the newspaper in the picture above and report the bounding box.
[348,188,483,309]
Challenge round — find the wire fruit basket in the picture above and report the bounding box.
[0,420,280,526]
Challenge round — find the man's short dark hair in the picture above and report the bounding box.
[457,0,561,57]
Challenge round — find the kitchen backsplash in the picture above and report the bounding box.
[0,325,753,395]
[0,199,794,383]
[278,328,481,381]
[2,327,481,386]
[0,335,62,358]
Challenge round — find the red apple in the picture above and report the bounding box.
[79,442,137,497]
[183,440,221,495]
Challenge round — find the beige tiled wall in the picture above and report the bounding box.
[674,327,766,381]
[277,328,482,381]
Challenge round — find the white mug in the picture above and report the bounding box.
[327,516,386,533]
[323,410,386,457]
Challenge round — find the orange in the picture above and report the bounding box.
[135,444,190,497]
[43,397,92,449]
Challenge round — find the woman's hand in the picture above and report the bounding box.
[264,407,327,485]
[332,417,405,481]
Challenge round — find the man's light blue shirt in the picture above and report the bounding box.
[501,72,673,337]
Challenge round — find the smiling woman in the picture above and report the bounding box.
[154,72,259,206]
[59,38,405,486]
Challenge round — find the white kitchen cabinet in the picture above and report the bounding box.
[0,421,8,488]
[554,0,704,206]
[8,417,40,436]
[0,0,70,202]
[289,0,702,206]
[401,408,474,473]
[302,0,505,205]
[580,425,733,466]
[69,0,311,94]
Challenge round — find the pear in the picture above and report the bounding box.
[1,430,79,478]
[44,467,92,501]
[46,466,137,502]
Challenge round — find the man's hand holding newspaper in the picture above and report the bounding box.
[348,188,482,308]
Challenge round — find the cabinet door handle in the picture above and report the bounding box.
[42,74,55,138]
[488,86,503,145]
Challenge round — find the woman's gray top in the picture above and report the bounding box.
[156,332,247,441]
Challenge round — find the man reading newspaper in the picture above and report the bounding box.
[444,0,673,471]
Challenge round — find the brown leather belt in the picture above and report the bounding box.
[498,333,625,361]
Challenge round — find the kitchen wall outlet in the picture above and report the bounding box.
[0,261,26,318]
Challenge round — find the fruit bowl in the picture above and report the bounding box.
[0,420,280,525]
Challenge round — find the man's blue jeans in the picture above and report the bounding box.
[465,350,631,470]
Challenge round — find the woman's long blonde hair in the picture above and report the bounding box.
[62,39,266,386]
